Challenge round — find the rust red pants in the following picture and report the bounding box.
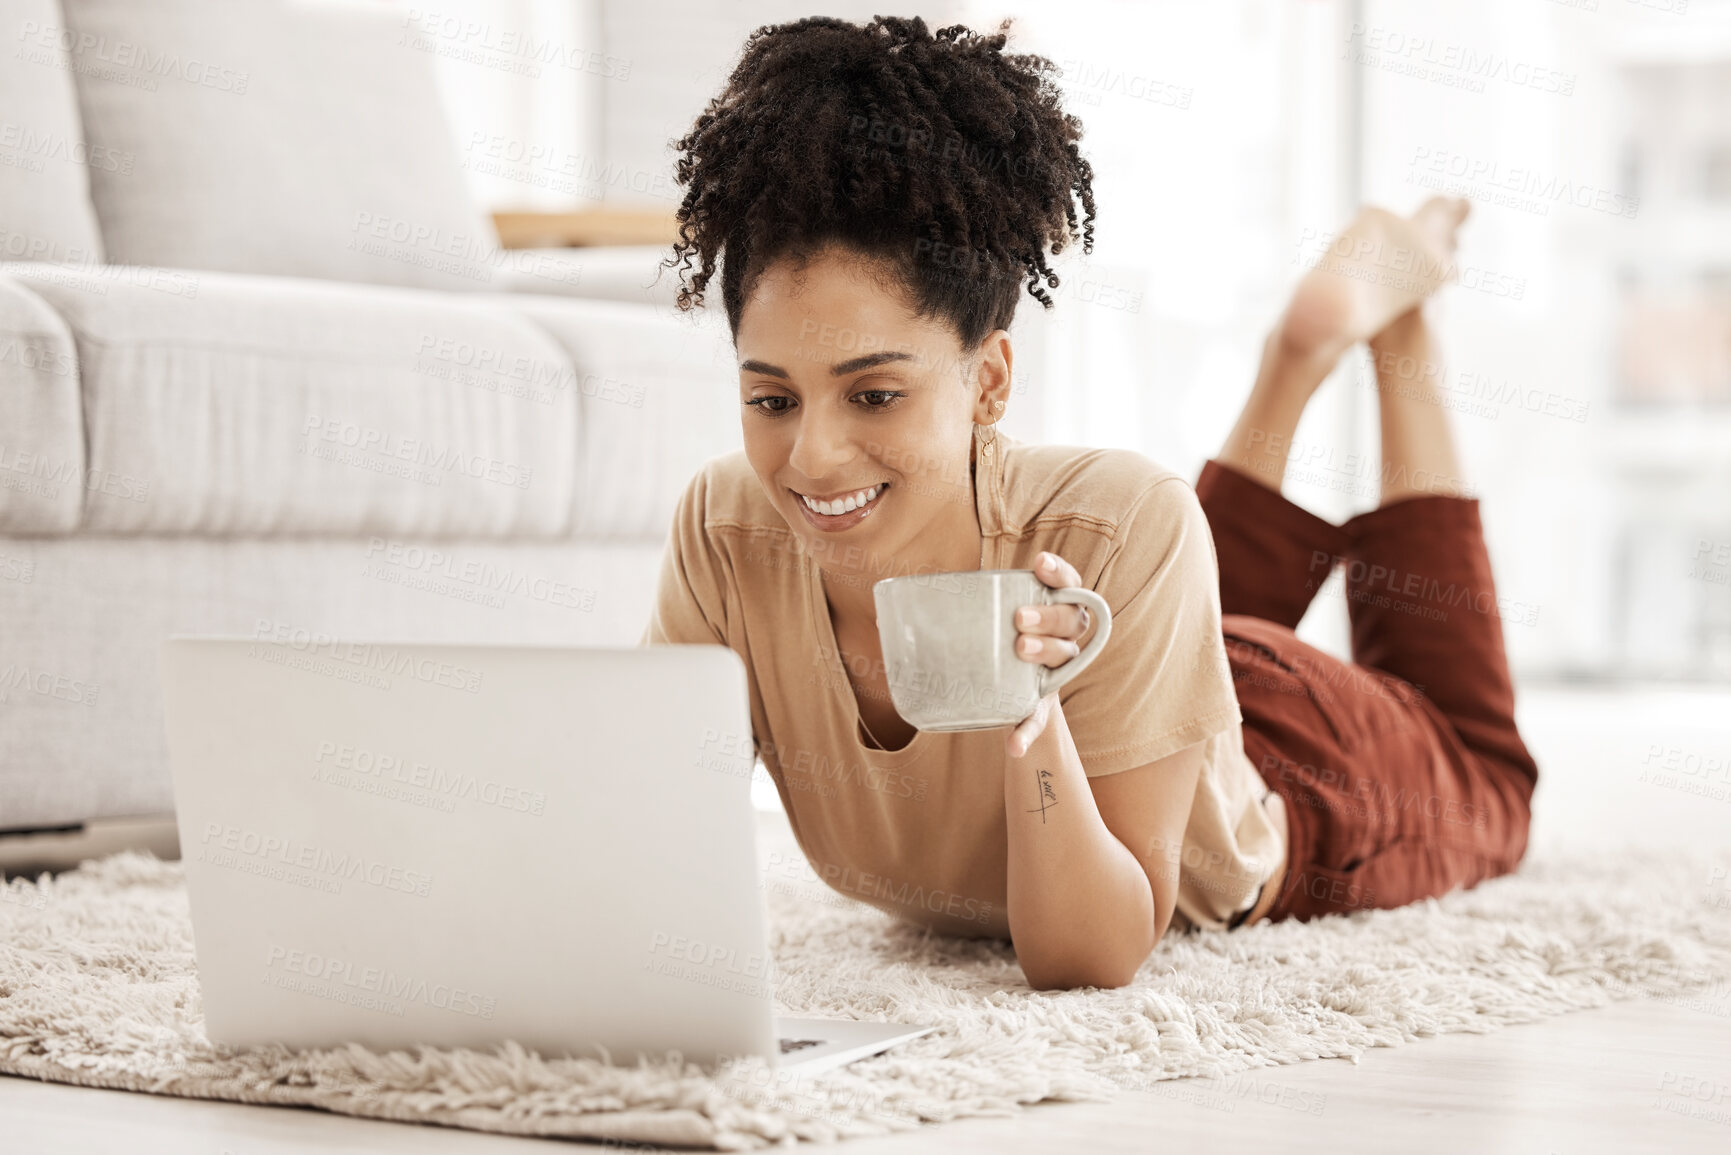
[1193,459,1540,923]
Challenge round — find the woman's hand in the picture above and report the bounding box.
[1007,551,1093,759]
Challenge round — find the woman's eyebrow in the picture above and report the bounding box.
[739,351,918,378]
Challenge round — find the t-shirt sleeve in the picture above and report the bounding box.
[639,466,731,648]
[1061,476,1242,777]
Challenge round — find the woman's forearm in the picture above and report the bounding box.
[1003,701,1159,989]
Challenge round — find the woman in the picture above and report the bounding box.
[642,16,1540,990]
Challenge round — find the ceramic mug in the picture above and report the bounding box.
[871,569,1113,731]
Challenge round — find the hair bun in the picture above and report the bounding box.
[661,14,1097,350]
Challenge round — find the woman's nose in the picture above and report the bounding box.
[787,408,858,479]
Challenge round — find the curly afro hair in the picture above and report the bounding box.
[660,14,1097,351]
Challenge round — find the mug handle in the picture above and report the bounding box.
[1035,587,1113,697]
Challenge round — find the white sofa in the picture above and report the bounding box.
[0,0,738,840]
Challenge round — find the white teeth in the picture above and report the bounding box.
[802,483,882,516]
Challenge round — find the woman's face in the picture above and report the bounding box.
[735,245,1011,579]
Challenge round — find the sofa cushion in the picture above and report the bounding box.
[57,0,500,292]
[505,295,742,539]
[1,262,578,537]
[0,272,84,533]
[1,0,107,266]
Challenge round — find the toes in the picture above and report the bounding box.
[1414,196,1470,248]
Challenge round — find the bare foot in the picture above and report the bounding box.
[1280,196,1471,364]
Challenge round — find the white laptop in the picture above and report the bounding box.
[157,634,932,1075]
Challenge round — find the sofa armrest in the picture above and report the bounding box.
[0,272,84,534]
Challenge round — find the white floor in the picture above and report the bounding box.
[3,681,1730,1152]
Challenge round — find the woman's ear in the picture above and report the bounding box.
[969,328,1014,422]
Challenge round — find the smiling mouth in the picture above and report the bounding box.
[792,482,889,518]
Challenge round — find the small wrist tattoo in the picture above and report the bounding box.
[1024,766,1059,823]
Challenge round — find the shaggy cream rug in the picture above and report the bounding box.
[2,846,1729,1149]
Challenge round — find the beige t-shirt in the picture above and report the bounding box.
[640,422,1284,935]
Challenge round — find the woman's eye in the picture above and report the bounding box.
[744,390,904,417]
